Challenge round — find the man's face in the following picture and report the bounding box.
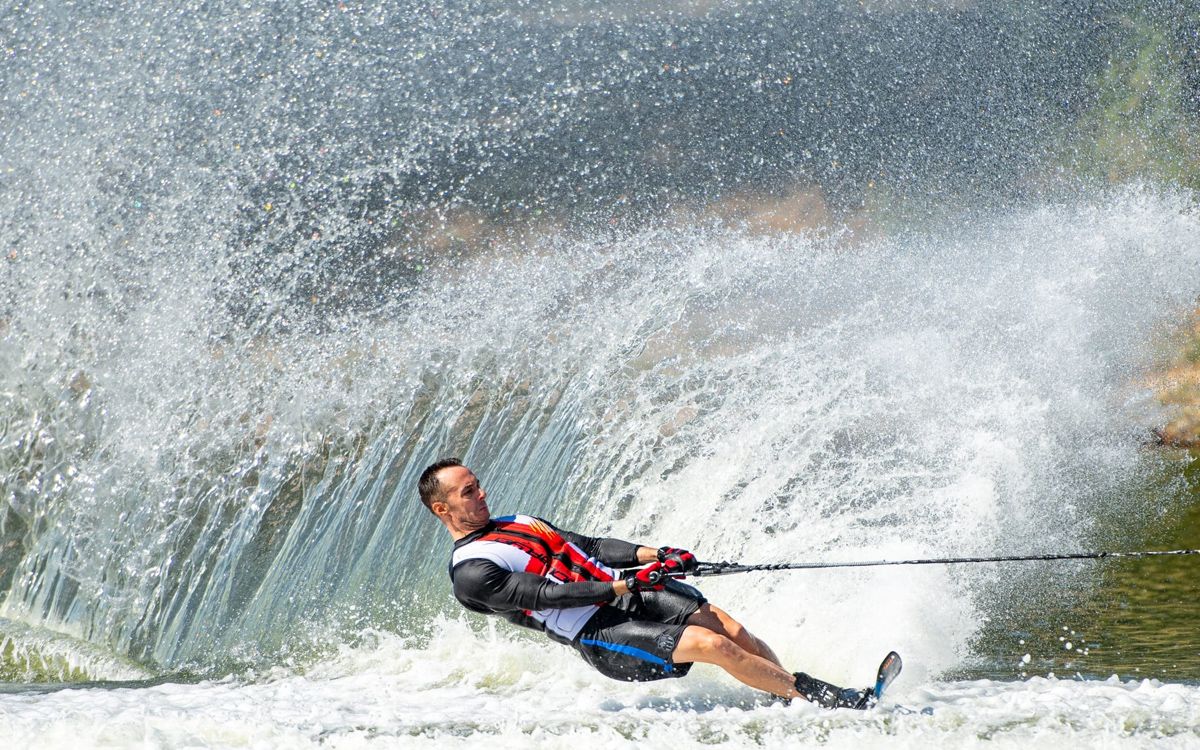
[433,465,491,534]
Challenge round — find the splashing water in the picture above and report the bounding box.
[4,188,1199,663]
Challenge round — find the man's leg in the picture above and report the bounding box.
[670,625,800,699]
[685,603,782,667]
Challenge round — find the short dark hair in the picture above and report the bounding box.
[418,457,464,512]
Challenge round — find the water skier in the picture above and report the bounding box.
[419,458,874,708]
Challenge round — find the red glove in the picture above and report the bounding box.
[624,562,667,592]
[656,546,698,576]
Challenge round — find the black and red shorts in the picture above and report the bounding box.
[572,579,707,682]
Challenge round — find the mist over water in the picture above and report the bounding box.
[3,0,1200,746]
[2,0,1127,313]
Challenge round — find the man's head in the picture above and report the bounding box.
[418,458,491,538]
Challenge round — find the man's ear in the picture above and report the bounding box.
[431,500,450,519]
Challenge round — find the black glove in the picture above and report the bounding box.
[656,546,698,575]
[624,562,667,592]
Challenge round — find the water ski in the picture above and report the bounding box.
[873,651,902,701]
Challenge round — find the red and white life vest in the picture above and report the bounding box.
[450,514,617,640]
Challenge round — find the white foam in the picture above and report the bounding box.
[2,626,1196,749]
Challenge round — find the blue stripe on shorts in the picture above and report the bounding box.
[579,638,674,673]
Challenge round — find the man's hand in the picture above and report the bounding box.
[656,546,698,575]
[623,562,668,592]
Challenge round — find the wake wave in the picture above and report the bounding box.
[2,189,1196,677]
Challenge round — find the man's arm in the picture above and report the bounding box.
[548,530,660,598]
[452,559,618,612]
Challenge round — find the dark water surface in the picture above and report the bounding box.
[969,452,1200,682]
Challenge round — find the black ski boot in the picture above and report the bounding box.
[793,672,875,710]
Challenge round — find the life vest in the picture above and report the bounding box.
[450,514,617,640]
